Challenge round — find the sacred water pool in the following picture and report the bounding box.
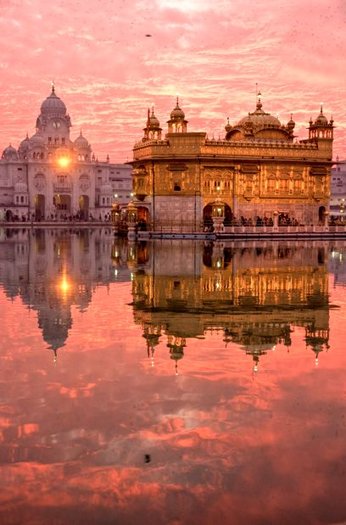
[0,228,345,525]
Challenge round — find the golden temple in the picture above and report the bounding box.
[131,96,334,232]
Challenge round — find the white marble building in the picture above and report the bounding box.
[0,86,132,221]
[330,158,346,220]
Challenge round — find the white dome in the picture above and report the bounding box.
[74,132,90,149]
[19,135,30,150]
[2,145,18,160]
[29,133,46,149]
[40,86,67,116]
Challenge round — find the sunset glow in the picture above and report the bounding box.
[57,156,71,169]
[57,274,72,297]
[0,0,345,162]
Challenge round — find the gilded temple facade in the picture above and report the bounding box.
[131,97,334,230]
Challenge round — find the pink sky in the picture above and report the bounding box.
[0,0,345,162]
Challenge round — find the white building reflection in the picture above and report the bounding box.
[0,228,131,358]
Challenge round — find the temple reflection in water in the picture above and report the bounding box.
[130,240,332,372]
[0,229,344,370]
[0,227,127,359]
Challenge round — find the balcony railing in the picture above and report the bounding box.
[53,184,72,193]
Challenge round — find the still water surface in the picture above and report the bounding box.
[0,229,345,525]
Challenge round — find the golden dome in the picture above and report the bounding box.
[237,99,281,129]
[170,98,185,120]
[314,106,328,126]
[148,108,161,129]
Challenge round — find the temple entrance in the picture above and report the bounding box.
[35,194,45,221]
[53,194,71,218]
[203,203,233,229]
[319,206,326,223]
[79,195,89,220]
[137,206,150,231]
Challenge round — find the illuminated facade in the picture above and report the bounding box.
[131,98,334,230]
[0,87,131,221]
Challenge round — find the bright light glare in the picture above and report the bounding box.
[58,275,71,295]
[57,157,70,168]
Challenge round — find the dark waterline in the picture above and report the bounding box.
[0,229,345,525]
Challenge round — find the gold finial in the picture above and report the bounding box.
[255,82,261,102]
[51,80,55,94]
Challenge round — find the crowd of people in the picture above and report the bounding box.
[205,214,300,229]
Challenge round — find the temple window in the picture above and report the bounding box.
[268,178,275,191]
[294,180,302,191]
[280,179,289,191]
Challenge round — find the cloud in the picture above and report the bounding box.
[0,0,345,160]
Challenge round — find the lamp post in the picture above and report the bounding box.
[127,200,138,241]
